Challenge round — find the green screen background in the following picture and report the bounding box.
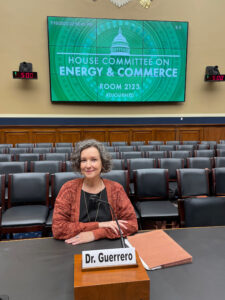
[48,17,188,103]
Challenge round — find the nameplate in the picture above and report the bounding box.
[82,248,136,270]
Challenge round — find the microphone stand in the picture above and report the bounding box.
[90,195,126,248]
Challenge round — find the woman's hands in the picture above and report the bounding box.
[65,231,95,245]
[98,220,128,234]
[65,220,128,245]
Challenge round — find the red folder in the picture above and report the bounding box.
[127,230,192,270]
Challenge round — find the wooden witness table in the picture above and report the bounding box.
[1,227,225,300]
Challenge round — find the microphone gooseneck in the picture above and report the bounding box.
[90,195,126,248]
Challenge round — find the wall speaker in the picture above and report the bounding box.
[19,62,33,72]
[205,66,220,76]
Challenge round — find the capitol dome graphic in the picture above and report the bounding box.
[110,28,130,56]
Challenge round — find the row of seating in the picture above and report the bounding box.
[0,157,225,201]
[108,150,225,160]
[0,143,74,148]
[3,150,225,166]
[102,167,225,229]
[2,143,225,154]
[106,144,225,151]
[178,197,225,227]
[1,166,225,238]
[1,140,225,148]
[0,147,73,155]
[0,153,70,162]
[0,156,221,179]
[177,167,225,227]
[133,167,225,229]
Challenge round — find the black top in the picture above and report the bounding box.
[79,188,112,222]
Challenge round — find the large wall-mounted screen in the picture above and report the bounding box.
[47,17,188,103]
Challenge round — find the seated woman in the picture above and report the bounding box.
[52,139,138,245]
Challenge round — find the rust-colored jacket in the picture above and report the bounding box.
[52,178,138,240]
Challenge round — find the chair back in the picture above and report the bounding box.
[55,142,73,147]
[17,153,41,171]
[0,144,13,148]
[212,167,225,196]
[105,146,116,152]
[197,144,210,150]
[138,145,156,151]
[120,151,143,159]
[178,197,225,227]
[101,142,110,146]
[0,161,27,185]
[116,146,135,152]
[111,159,125,170]
[130,141,145,146]
[35,143,53,148]
[17,153,41,161]
[176,145,195,152]
[166,141,180,145]
[109,152,120,159]
[120,152,143,168]
[202,140,217,145]
[127,158,156,182]
[55,147,73,153]
[214,157,225,168]
[194,150,215,157]
[187,157,214,169]
[177,168,210,198]
[148,141,164,145]
[0,148,8,154]
[145,151,167,159]
[31,161,64,181]
[216,144,225,150]
[182,141,199,147]
[44,153,69,161]
[0,154,13,162]
[51,172,82,201]
[111,142,128,146]
[0,174,5,208]
[9,148,30,155]
[158,158,184,180]
[169,151,191,167]
[157,145,175,152]
[33,147,53,154]
[8,173,49,207]
[201,141,217,149]
[216,149,225,157]
[134,168,169,200]
[15,143,35,148]
[65,161,73,172]
[101,170,129,194]
[55,147,73,159]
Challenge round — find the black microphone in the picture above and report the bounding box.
[90,195,126,248]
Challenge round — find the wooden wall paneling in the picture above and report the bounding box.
[32,130,57,143]
[131,130,153,143]
[203,126,225,141]
[153,128,176,141]
[57,129,82,143]
[4,130,31,145]
[0,130,4,144]
[178,128,203,141]
[108,130,130,143]
[0,124,225,145]
[82,130,107,142]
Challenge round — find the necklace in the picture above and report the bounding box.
[83,191,102,222]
